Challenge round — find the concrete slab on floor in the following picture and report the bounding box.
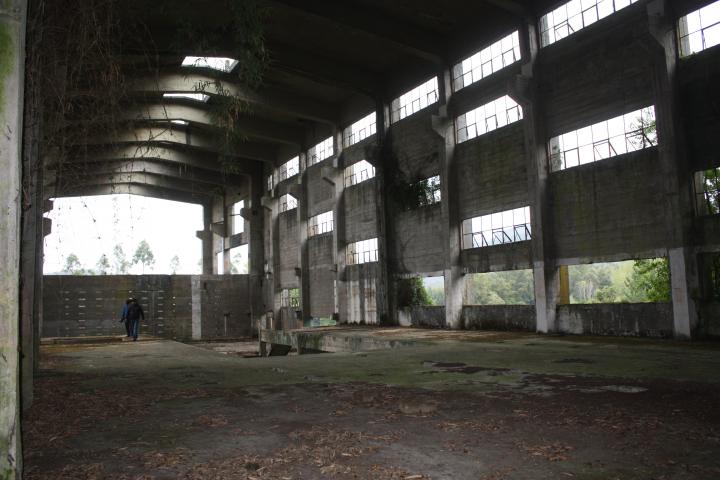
[23,335,720,479]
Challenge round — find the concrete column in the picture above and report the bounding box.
[0,1,27,477]
[433,68,464,329]
[374,99,392,324]
[297,152,310,326]
[330,131,345,322]
[197,203,213,275]
[647,0,699,338]
[514,20,559,334]
[247,163,266,330]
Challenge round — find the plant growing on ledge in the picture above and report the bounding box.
[396,277,433,307]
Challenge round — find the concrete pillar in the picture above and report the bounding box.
[0,1,27,477]
[197,203,213,275]
[297,152,310,326]
[647,0,699,338]
[558,265,570,305]
[514,20,559,334]
[247,163,266,330]
[330,131,345,322]
[374,99,392,324]
[433,67,464,329]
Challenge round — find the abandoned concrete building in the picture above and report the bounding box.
[2,0,720,478]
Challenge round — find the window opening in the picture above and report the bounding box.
[276,156,300,183]
[568,259,670,303]
[279,194,297,213]
[456,95,523,143]
[453,31,521,91]
[230,200,244,235]
[216,251,224,275]
[464,269,535,305]
[549,106,656,172]
[411,176,441,207]
[281,288,300,308]
[695,167,720,216]
[229,244,248,274]
[344,160,376,187]
[308,137,334,166]
[163,92,210,103]
[679,1,720,57]
[343,112,377,147]
[346,238,378,265]
[267,174,274,191]
[308,211,334,237]
[462,207,531,249]
[540,0,639,47]
[181,56,239,73]
[391,77,439,123]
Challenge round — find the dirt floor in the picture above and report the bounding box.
[23,332,720,479]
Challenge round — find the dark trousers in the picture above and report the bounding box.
[124,319,131,337]
[129,318,140,339]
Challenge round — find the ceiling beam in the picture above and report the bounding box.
[76,125,278,161]
[266,0,445,65]
[481,0,530,18]
[47,183,211,205]
[127,73,339,124]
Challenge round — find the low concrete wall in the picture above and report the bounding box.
[462,305,536,331]
[398,306,446,328]
[557,303,673,338]
[43,275,252,341]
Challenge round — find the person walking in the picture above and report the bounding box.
[119,298,132,337]
[126,297,145,341]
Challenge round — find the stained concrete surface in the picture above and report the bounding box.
[23,333,720,479]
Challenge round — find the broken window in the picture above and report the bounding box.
[456,95,523,143]
[307,137,334,166]
[695,167,720,216]
[346,238,378,265]
[163,92,210,103]
[679,1,720,57]
[391,77,439,123]
[549,106,656,172]
[343,112,377,147]
[453,31,521,91]
[540,0,639,47]
[462,207,531,249]
[276,156,300,183]
[280,288,300,308]
[229,244,248,274]
[465,269,535,305]
[181,56,239,73]
[279,194,297,213]
[308,211,334,237]
[412,176,441,207]
[230,200,244,235]
[344,160,376,187]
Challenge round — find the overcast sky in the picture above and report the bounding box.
[44,195,204,275]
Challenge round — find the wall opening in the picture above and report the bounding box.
[566,259,670,304]
[464,269,534,305]
[229,244,248,274]
[694,166,720,216]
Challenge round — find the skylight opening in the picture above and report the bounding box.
[182,56,240,73]
[163,93,210,103]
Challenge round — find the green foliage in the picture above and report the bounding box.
[710,254,720,302]
[465,270,534,305]
[625,258,671,303]
[95,254,110,275]
[569,264,614,303]
[63,253,82,275]
[132,240,155,273]
[113,245,129,274]
[397,277,434,307]
[230,251,248,274]
[702,167,720,215]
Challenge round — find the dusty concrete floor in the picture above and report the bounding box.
[23,331,720,479]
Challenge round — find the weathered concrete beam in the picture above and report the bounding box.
[77,126,278,161]
[47,159,247,188]
[49,183,211,205]
[127,73,339,124]
[118,103,304,146]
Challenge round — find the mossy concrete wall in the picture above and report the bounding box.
[0,1,26,478]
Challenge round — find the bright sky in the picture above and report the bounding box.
[44,195,204,275]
